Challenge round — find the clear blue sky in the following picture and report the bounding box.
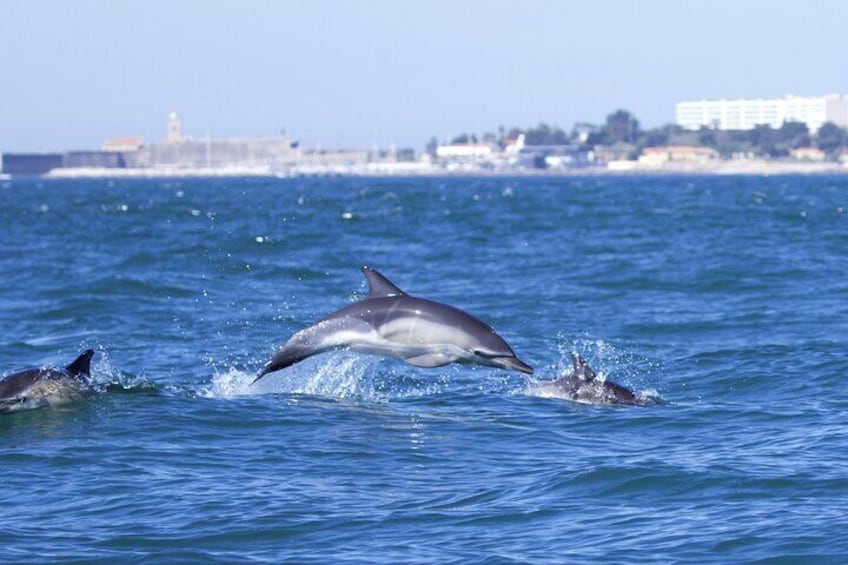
[2,0,846,151]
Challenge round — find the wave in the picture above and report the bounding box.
[196,350,542,404]
[197,336,665,406]
[200,353,454,402]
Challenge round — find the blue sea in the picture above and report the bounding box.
[1,174,847,563]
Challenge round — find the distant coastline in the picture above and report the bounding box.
[27,160,848,179]
[4,105,847,179]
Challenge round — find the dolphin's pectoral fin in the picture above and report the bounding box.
[404,353,457,368]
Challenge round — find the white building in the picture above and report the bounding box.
[504,134,526,153]
[435,142,496,160]
[675,94,848,133]
[638,146,719,166]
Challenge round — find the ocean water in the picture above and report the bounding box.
[1,174,847,563]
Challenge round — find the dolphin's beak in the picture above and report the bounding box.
[497,356,534,374]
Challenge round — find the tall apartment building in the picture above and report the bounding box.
[675,94,848,132]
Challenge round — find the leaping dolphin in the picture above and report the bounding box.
[0,349,95,412]
[532,352,651,406]
[254,267,533,382]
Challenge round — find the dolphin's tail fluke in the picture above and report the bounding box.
[66,349,95,379]
[252,343,317,385]
[251,364,275,385]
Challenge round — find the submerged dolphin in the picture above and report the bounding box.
[533,352,650,406]
[0,349,95,412]
[255,267,533,382]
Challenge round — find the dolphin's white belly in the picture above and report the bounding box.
[3,379,86,412]
[320,318,472,366]
[380,317,474,350]
[529,382,597,404]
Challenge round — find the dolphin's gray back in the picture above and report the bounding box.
[0,368,82,410]
[258,295,520,378]
[0,350,93,404]
[541,373,642,406]
[257,267,533,379]
[539,355,645,406]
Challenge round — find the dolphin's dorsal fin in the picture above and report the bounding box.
[66,349,94,378]
[571,352,597,382]
[362,266,405,298]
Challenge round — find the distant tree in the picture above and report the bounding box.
[635,128,663,148]
[714,129,756,157]
[638,124,687,148]
[426,136,438,157]
[816,122,848,153]
[525,123,552,145]
[550,126,569,145]
[776,121,810,150]
[571,122,598,145]
[521,123,569,145]
[506,127,523,141]
[451,133,470,144]
[604,109,641,143]
[749,124,780,156]
[482,132,498,144]
[585,129,610,147]
[697,128,716,148]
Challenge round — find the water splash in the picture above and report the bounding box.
[526,333,664,404]
[87,346,158,394]
[197,352,532,403]
[201,353,456,402]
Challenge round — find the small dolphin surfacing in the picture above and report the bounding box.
[533,352,653,406]
[0,349,95,413]
[255,267,533,382]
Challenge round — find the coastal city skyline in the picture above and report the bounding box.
[5,97,846,178]
[2,0,847,152]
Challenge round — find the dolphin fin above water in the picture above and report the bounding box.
[569,352,597,382]
[362,266,405,298]
[255,267,533,382]
[531,352,652,407]
[65,349,95,379]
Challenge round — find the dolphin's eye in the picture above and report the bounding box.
[473,350,497,359]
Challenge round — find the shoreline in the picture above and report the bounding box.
[5,160,847,180]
